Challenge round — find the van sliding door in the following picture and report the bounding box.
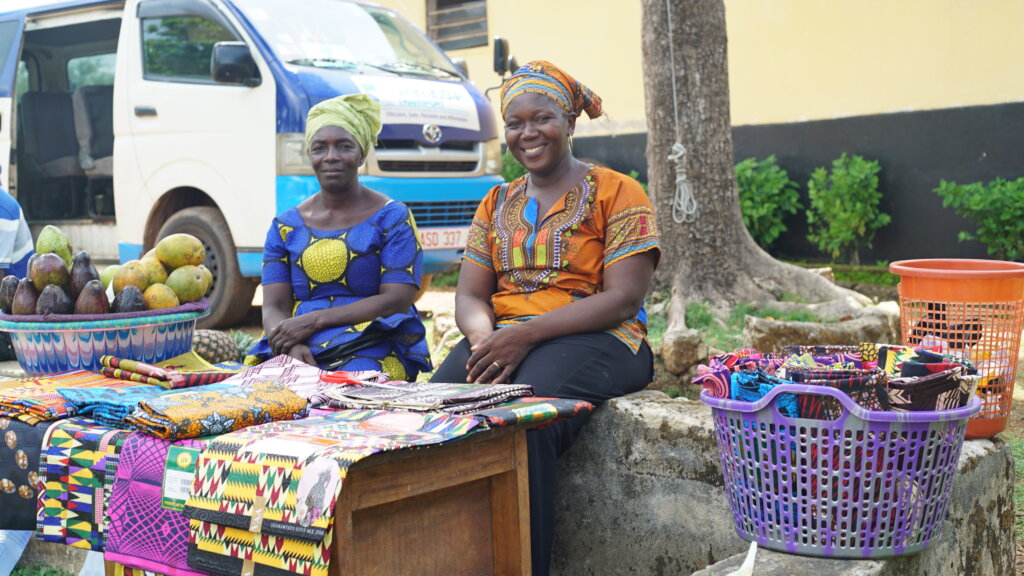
[0,18,25,192]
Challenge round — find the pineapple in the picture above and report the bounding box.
[192,329,243,364]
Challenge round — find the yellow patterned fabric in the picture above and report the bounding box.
[499,60,603,119]
[463,165,660,352]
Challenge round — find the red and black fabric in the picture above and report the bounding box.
[886,366,975,412]
[787,368,888,418]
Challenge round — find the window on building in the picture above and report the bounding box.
[426,0,487,51]
[141,15,238,82]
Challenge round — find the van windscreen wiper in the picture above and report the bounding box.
[375,61,460,79]
[286,58,396,75]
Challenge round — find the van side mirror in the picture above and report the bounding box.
[211,41,261,87]
[450,57,468,79]
[493,37,509,76]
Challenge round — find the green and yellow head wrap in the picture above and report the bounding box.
[305,93,382,155]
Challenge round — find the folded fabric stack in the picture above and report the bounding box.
[321,380,535,414]
[0,416,47,530]
[215,354,388,408]
[123,379,308,441]
[56,385,167,429]
[694,343,979,415]
[469,397,595,428]
[0,371,146,425]
[182,410,478,576]
[37,418,131,550]
[100,351,240,389]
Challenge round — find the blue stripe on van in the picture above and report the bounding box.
[274,175,501,212]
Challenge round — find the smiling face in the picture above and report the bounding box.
[503,92,576,179]
[309,125,364,192]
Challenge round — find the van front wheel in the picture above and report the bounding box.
[157,207,257,329]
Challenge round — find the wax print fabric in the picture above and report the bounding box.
[233,354,389,408]
[0,416,47,529]
[469,397,595,428]
[463,166,660,353]
[100,351,240,389]
[885,366,980,412]
[246,202,431,380]
[321,380,534,414]
[786,368,888,418]
[184,410,478,576]
[57,385,167,429]
[0,370,142,424]
[730,369,800,417]
[37,417,130,550]
[124,380,308,441]
[104,433,214,576]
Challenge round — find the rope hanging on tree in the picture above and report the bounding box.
[665,0,697,224]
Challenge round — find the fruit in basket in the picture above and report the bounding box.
[111,285,146,313]
[197,264,213,291]
[143,283,180,310]
[35,225,74,268]
[69,252,100,299]
[36,284,73,315]
[11,279,39,315]
[99,264,120,290]
[0,275,19,313]
[140,256,169,285]
[75,280,110,315]
[155,234,205,269]
[30,253,70,292]
[113,261,149,294]
[165,265,210,303]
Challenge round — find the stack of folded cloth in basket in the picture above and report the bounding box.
[692,342,981,414]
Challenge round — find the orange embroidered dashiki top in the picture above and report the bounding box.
[463,166,661,352]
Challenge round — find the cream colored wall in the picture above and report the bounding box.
[374,0,1024,133]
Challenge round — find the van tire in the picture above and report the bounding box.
[157,207,257,329]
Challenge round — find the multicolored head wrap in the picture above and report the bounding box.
[305,93,382,155]
[499,60,603,120]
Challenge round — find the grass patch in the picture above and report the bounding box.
[12,565,75,576]
[683,300,825,352]
[1004,432,1024,540]
[646,309,668,349]
[430,266,459,289]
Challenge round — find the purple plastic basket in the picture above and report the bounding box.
[701,384,981,558]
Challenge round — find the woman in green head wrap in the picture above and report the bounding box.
[246,94,432,379]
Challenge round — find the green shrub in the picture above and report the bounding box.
[627,170,649,194]
[806,153,890,265]
[933,177,1024,261]
[502,153,527,183]
[735,155,801,249]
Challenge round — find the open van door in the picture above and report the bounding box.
[116,0,276,327]
[0,17,25,190]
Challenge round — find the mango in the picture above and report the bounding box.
[35,225,73,268]
[113,260,150,294]
[155,234,205,269]
[165,265,210,303]
[140,256,169,285]
[30,253,69,292]
[99,264,120,290]
[143,283,180,310]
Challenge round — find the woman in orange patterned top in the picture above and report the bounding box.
[430,60,661,575]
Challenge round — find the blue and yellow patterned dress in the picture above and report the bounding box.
[246,201,431,380]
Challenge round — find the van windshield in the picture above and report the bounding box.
[234,0,462,79]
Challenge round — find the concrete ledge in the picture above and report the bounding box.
[553,392,1015,576]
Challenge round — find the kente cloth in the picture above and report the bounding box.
[187,520,325,576]
[184,411,478,568]
[876,344,951,376]
[246,202,431,379]
[499,60,603,119]
[101,351,241,390]
[885,367,980,412]
[57,385,167,429]
[104,433,214,576]
[786,368,888,417]
[0,371,143,425]
[321,381,534,414]
[468,397,595,428]
[304,93,381,156]
[0,417,46,529]
[729,369,800,417]
[463,165,660,353]
[124,380,308,441]
[37,417,130,550]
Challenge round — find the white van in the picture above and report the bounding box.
[0,0,503,326]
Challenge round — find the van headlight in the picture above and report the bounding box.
[483,138,502,175]
[277,133,313,176]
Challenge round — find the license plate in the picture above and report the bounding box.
[419,226,469,250]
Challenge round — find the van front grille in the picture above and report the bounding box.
[379,160,478,172]
[406,200,480,227]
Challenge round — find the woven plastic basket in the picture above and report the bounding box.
[0,307,206,376]
[701,384,981,558]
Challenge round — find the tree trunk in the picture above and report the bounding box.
[641,0,864,332]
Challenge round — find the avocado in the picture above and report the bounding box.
[74,279,110,315]
[30,253,69,292]
[0,275,19,313]
[36,284,74,315]
[69,252,100,299]
[11,278,39,315]
[111,284,146,313]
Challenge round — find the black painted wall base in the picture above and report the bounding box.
[573,101,1024,263]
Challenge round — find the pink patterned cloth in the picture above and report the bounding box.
[234,355,387,407]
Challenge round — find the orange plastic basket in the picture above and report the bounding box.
[889,259,1024,438]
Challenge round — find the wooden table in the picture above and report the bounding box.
[103,426,531,576]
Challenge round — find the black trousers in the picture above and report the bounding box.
[431,332,654,576]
